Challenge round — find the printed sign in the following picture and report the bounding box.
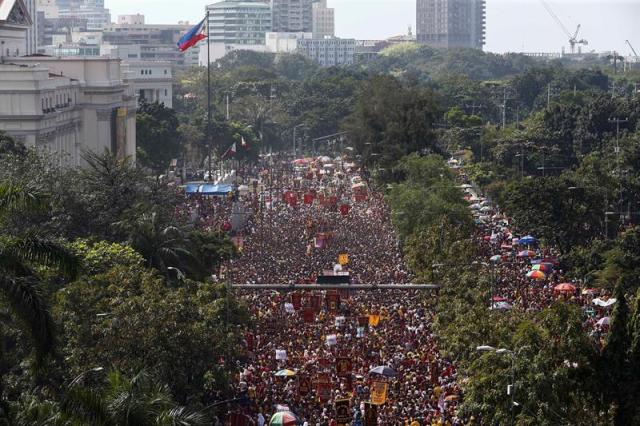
[371,381,388,406]
[335,399,351,424]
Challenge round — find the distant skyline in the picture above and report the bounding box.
[105,0,640,55]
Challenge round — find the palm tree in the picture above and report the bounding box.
[61,370,209,426]
[117,210,198,279]
[0,183,79,421]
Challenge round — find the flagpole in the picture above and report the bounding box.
[206,9,212,182]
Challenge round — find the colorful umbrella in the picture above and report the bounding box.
[490,255,502,263]
[369,366,397,377]
[532,263,552,272]
[554,283,576,293]
[269,411,301,426]
[596,317,610,327]
[274,369,296,377]
[517,250,536,258]
[491,301,513,310]
[519,235,537,245]
[526,270,546,280]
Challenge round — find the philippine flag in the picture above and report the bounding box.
[177,17,207,52]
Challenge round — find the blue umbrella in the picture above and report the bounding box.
[519,235,537,245]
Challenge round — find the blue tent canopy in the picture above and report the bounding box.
[185,183,233,196]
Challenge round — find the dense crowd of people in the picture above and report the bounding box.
[469,187,614,349]
[181,154,611,425]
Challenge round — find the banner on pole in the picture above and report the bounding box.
[302,307,315,323]
[364,402,378,426]
[298,375,311,396]
[336,357,352,377]
[371,381,388,405]
[326,291,340,311]
[368,314,381,327]
[338,253,349,266]
[335,399,351,424]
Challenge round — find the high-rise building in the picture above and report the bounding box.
[296,37,355,67]
[117,14,144,25]
[312,0,333,39]
[24,0,36,54]
[36,0,59,18]
[416,0,485,49]
[206,0,272,45]
[271,0,313,33]
[56,0,110,30]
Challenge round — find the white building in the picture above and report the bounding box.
[198,1,273,63]
[1,57,137,166]
[312,0,334,39]
[0,0,31,58]
[296,37,355,67]
[36,0,58,18]
[198,41,267,65]
[122,61,173,108]
[271,0,314,33]
[265,31,311,54]
[117,14,144,25]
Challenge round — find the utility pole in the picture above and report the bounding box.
[206,10,212,181]
[501,88,511,129]
[226,94,230,120]
[547,83,552,108]
[609,117,629,218]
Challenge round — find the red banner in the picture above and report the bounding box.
[291,293,302,310]
[304,193,314,204]
[302,307,315,323]
[317,383,331,403]
[230,413,251,426]
[336,357,352,377]
[298,375,312,396]
[310,295,322,313]
[364,403,378,426]
[245,332,254,352]
[340,204,350,216]
[326,291,340,312]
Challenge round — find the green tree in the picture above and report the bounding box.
[0,184,78,423]
[344,75,441,171]
[136,102,181,174]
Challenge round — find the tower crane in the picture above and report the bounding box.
[540,0,588,54]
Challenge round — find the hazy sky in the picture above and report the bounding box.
[105,0,640,54]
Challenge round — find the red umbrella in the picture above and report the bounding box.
[554,283,576,293]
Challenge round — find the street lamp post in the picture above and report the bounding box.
[476,346,526,426]
[292,124,304,158]
[604,211,616,239]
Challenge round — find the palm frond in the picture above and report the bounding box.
[0,183,48,214]
[0,276,55,363]
[60,386,112,426]
[156,407,210,426]
[0,243,34,276]
[13,237,80,279]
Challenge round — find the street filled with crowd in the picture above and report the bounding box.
[184,155,614,425]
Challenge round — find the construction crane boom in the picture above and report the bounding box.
[626,40,639,58]
[540,0,571,39]
[539,0,588,54]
